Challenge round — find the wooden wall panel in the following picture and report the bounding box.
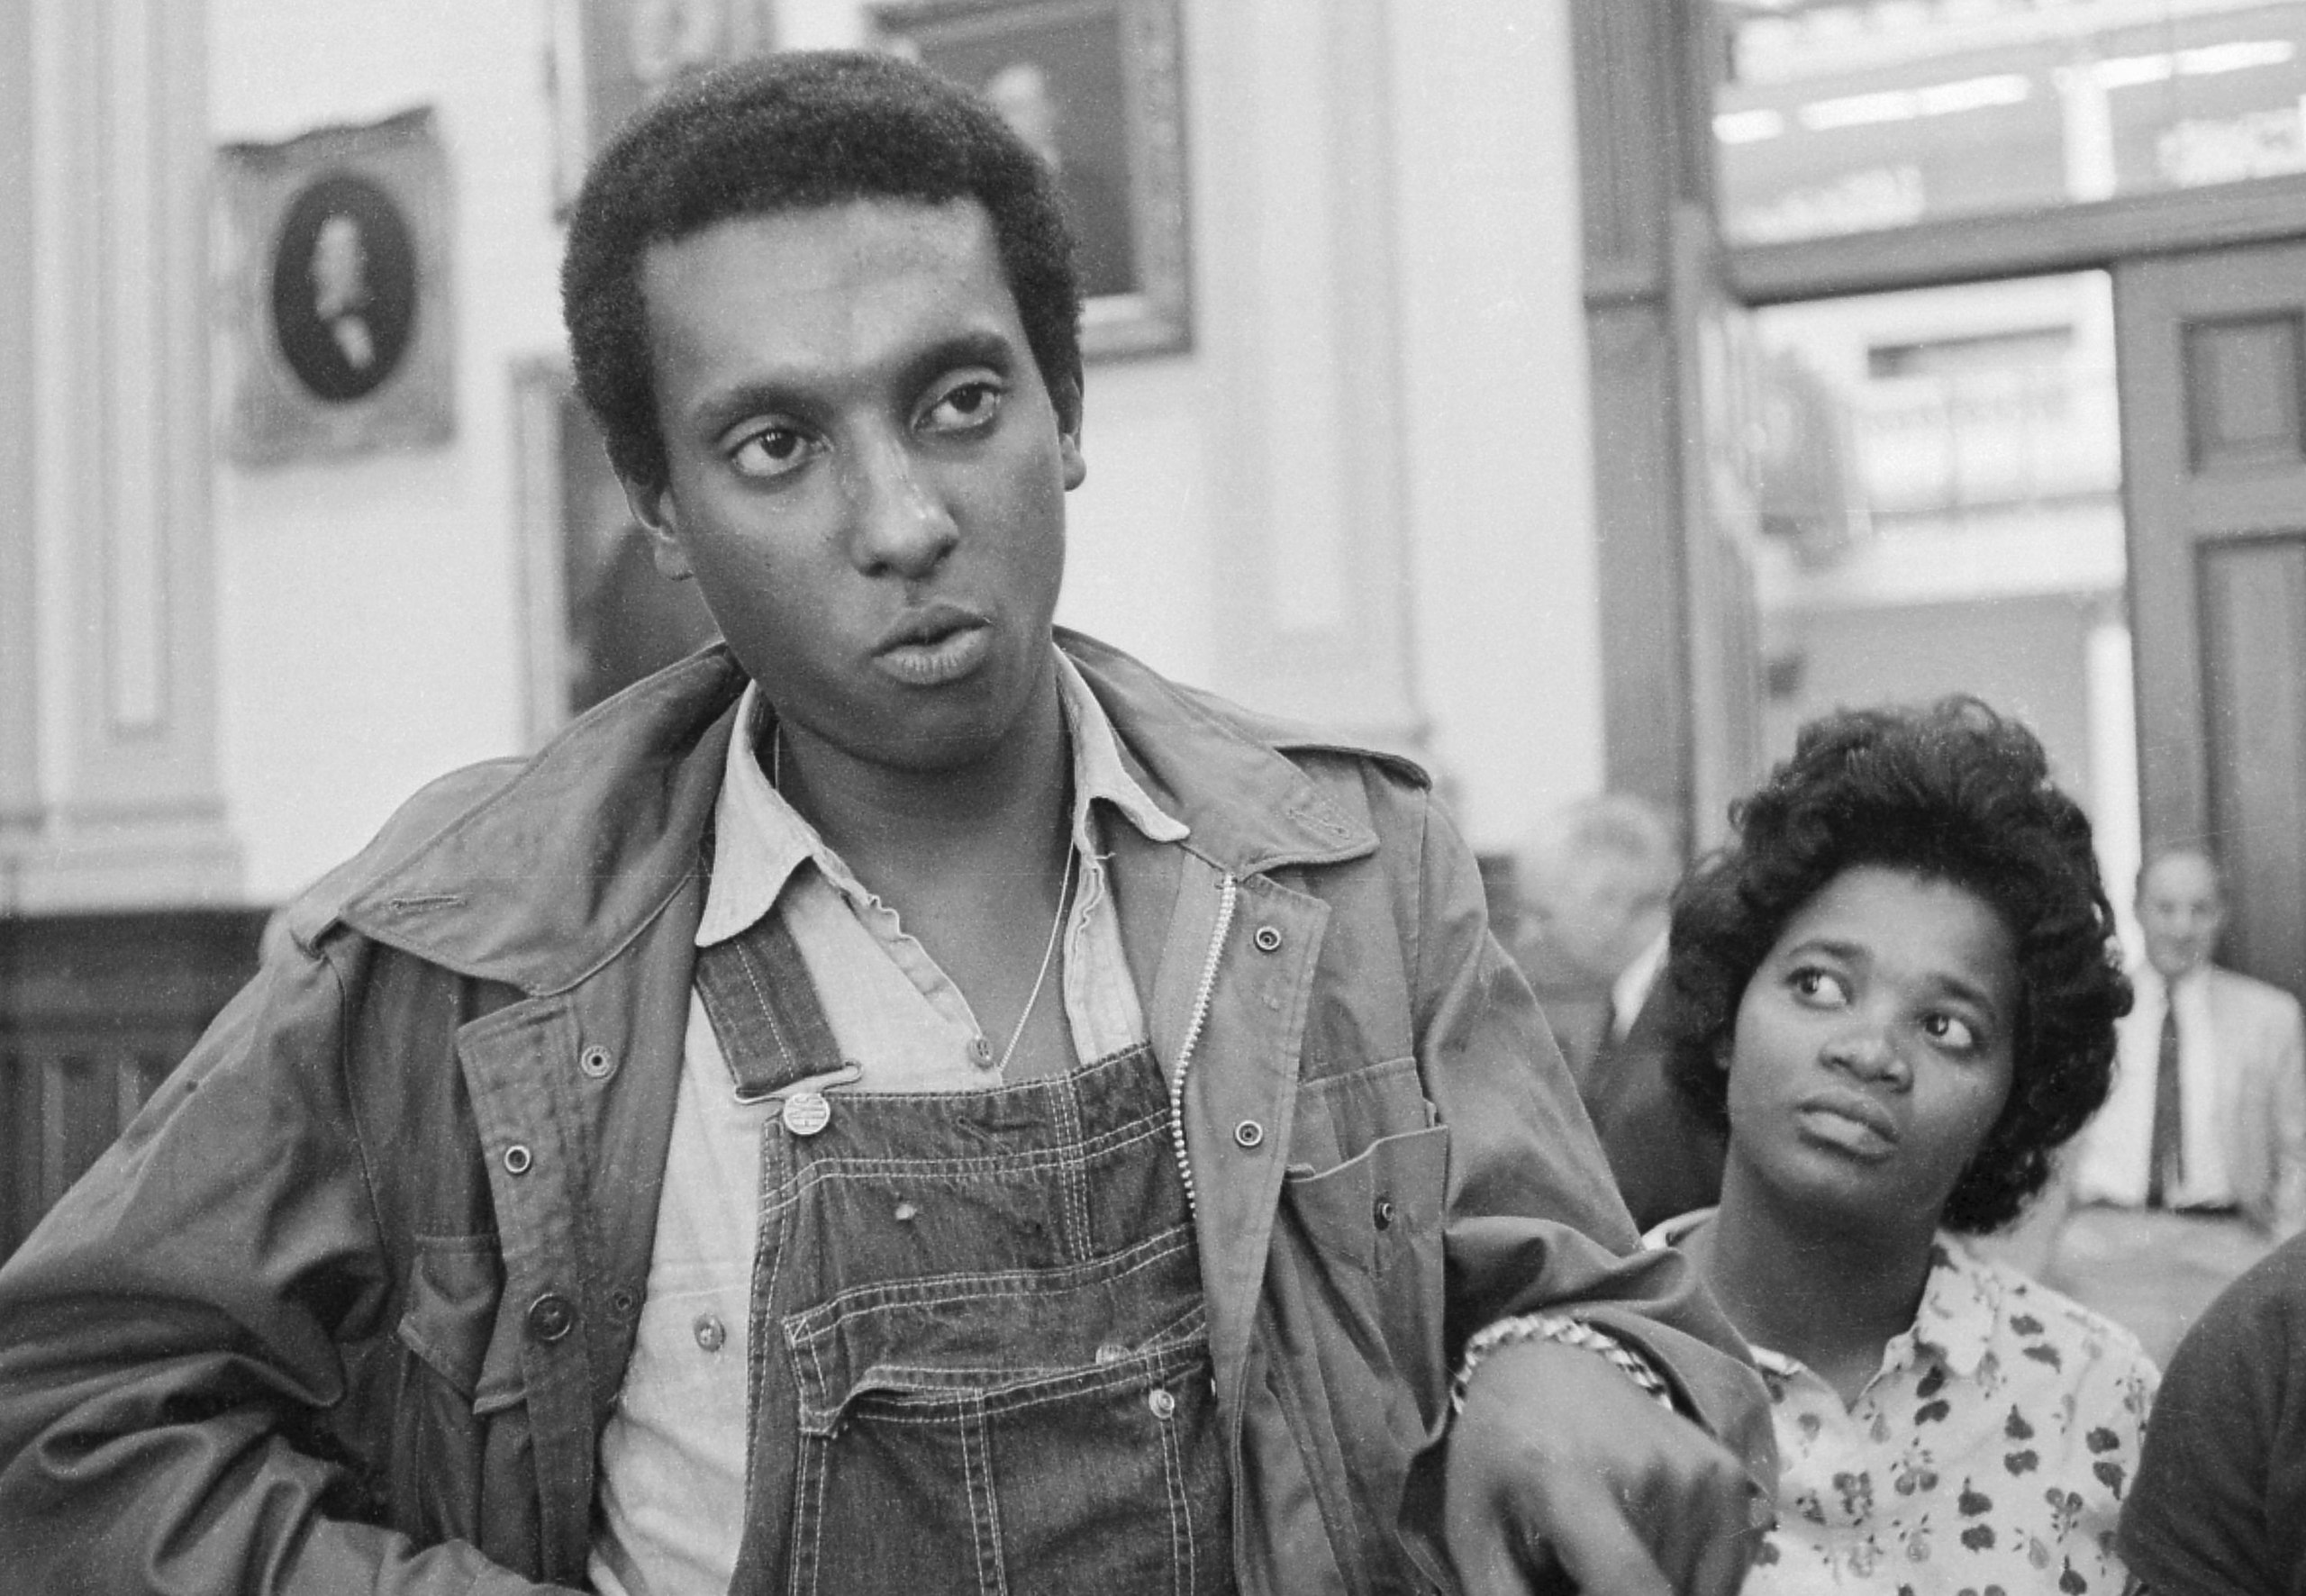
[0,911,267,1259]
[2200,539,2306,997]
[1587,301,1692,811]
[1573,1,1671,295]
[1575,1,1760,839]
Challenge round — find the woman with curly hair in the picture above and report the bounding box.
[1648,697,2153,1593]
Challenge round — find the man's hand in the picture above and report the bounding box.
[1443,1335,1771,1596]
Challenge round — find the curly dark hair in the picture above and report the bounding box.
[561,50,1084,493]
[1663,697,2131,1233]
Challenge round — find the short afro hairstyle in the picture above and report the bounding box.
[1662,697,2131,1233]
[561,50,1084,493]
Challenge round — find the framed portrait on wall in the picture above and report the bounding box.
[872,0,1191,358]
[513,360,720,744]
[215,108,454,466]
[550,0,779,209]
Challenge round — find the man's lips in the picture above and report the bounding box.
[874,604,993,687]
[876,602,988,653]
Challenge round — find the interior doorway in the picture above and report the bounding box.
[1696,1,2306,1002]
[1748,272,2143,938]
[2117,239,2306,997]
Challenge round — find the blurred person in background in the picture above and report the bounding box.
[2049,844,2306,1365]
[1515,793,1678,1091]
[1518,793,1727,1228]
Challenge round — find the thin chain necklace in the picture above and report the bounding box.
[999,844,1075,1073]
[773,723,1075,1074]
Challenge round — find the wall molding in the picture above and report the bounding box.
[3,0,240,911]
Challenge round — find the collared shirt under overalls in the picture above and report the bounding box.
[591,657,1233,1596]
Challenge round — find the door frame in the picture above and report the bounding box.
[2114,240,2306,993]
[1578,9,2306,889]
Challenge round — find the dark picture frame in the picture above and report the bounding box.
[549,0,779,210]
[872,0,1190,359]
[513,360,719,744]
[215,107,454,466]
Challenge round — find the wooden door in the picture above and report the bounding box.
[2119,242,2306,1000]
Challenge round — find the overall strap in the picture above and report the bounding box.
[693,822,848,1100]
[695,910,846,1100]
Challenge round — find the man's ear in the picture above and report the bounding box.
[621,476,693,580]
[1054,374,1086,491]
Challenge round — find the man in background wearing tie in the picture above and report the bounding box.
[2048,845,2306,1364]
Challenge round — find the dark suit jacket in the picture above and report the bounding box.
[1584,989,1726,1232]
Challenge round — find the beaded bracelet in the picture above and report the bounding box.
[1448,1312,1679,1417]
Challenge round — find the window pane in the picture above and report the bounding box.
[1716,0,2306,244]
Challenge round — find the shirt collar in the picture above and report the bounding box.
[1639,1212,1998,1383]
[2135,961,2207,1006]
[1905,1236,1998,1379]
[1611,929,1670,1041]
[1054,645,1190,850]
[696,648,1187,948]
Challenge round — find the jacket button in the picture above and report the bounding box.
[1375,1198,1397,1229]
[1233,1120,1266,1149]
[1252,925,1283,953]
[579,1045,617,1080]
[502,1144,533,1175]
[1148,1388,1177,1419]
[527,1292,576,1343]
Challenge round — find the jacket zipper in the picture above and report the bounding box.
[1167,873,1238,1216]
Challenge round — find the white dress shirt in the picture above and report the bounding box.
[2072,965,2235,1210]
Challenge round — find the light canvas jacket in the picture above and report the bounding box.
[0,631,1773,1594]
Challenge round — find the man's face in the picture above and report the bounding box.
[2137,851,2226,980]
[1530,853,1672,985]
[625,198,1084,775]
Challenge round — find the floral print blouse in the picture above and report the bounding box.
[1649,1217,2159,1594]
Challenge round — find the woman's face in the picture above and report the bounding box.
[1724,864,2020,1230]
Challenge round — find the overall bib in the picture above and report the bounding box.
[698,911,1236,1596]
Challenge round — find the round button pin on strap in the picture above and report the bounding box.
[783,1091,832,1137]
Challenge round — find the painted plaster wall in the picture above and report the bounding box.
[211,2,567,900]
[1391,2,1604,847]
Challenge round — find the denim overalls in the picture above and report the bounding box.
[697,907,1236,1596]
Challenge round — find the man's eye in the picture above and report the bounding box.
[730,427,813,478]
[921,380,1005,433]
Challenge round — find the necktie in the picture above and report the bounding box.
[2147,997,2184,1208]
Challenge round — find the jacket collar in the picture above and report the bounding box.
[337,632,1408,996]
[1056,628,1408,877]
[335,648,746,996]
